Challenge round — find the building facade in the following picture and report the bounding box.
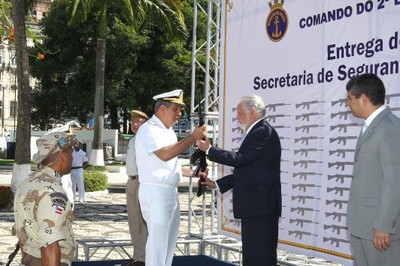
[0,48,18,136]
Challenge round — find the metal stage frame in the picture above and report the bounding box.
[186,1,340,265]
[188,0,221,239]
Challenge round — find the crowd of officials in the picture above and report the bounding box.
[11,73,400,266]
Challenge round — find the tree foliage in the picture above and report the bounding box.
[30,0,207,132]
[0,1,13,43]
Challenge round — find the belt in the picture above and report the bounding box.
[129,175,138,180]
[71,166,83,169]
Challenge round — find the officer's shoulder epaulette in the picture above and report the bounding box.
[148,121,156,126]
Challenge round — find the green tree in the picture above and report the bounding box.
[29,0,98,130]
[29,0,207,132]
[0,1,12,40]
[29,1,147,130]
[68,0,187,166]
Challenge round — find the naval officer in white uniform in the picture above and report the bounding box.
[135,89,206,266]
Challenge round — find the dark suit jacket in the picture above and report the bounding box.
[208,118,282,219]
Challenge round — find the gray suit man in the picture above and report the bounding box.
[346,73,400,265]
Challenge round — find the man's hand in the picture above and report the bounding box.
[196,136,211,152]
[200,175,216,189]
[191,125,207,140]
[197,169,209,178]
[373,229,390,252]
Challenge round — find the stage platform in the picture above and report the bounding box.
[72,255,236,266]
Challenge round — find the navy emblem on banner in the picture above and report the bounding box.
[266,0,288,42]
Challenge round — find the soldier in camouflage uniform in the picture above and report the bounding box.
[13,132,78,266]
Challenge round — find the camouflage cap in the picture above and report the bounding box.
[32,132,79,164]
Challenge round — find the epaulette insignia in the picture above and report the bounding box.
[148,121,156,126]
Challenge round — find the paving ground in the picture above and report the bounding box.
[0,164,217,265]
[0,162,341,266]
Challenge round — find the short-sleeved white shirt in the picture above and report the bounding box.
[135,115,182,186]
[71,149,88,167]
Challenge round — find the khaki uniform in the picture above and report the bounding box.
[13,166,75,265]
[125,135,147,262]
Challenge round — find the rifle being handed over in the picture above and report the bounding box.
[190,101,208,197]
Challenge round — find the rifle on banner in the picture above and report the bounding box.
[190,100,208,197]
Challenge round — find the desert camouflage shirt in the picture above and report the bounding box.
[13,166,75,265]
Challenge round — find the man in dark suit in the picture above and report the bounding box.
[346,73,400,265]
[197,94,282,266]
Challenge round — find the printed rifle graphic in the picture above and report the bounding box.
[329,149,355,158]
[232,126,244,133]
[294,148,323,156]
[295,112,324,122]
[292,184,322,192]
[266,103,290,111]
[274,125,291,129]
[323,236,350,247]
[326,199,348,209]
[292,195,321,204]
[294,136,323,145]
[331,110,352,120]
[327,186,350,196]
[327,174,353,183]
[330,123,360,133]
[328,161,354,170]
[325,211,347,222]
[289,230,317,239]
[295,124,324,133]
[329,136,357,145]
[386,93,400,104]
[289,218,319,227]
[231,137,243,143]
[295,100,323,110]
[331,98,347,107]
[290,207,319,216]
[294,160,323,169]
[267,114,290,123]
[293,172,322,180]
[324,224,348,234]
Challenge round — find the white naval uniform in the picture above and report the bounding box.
[71,149,88,202]
[62,174,75,209]
[135,115,181,266]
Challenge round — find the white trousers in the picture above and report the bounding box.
[61,174,74,209]
[71,168,85,202]
[139,184,180,266]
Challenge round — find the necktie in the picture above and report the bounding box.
[361,123,368,135]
